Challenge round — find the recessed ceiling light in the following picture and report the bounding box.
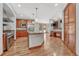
[54,3,58,7]
[18,4,21,7]
[20,14,23,17]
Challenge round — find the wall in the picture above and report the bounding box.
[0,3,16,55]
[11,17,16,40]
[76,4,79,55]
[14,17,16,40]
[0,3,3,55]
[5,4,16,40]
[62,12,64,41]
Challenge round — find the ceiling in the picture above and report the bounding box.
[3,4,15,17]
[9,3,67,23]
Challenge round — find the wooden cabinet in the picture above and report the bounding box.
[16,30,28,38]
[16,19,27,28]
[16,19,33,39]
[16,20,20,28]
[64,3,76,54]
[50,31,62,38]
[16,31,20,37]
[3,33,7,51]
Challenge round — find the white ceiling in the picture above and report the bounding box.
[3,4,15,17]
[10,3,67,23]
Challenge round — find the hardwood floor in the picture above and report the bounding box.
[3,33,75,56]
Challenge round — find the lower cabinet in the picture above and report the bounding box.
[50,31,62,38]
[16,30,28,38]
[3,33,7,51]
[3,33,14,51]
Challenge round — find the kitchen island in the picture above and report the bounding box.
[28,32,44,48]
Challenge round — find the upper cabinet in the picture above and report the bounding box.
[16,19,27,28]
[16,19,33,28]
[68,4,76,23]
[64,7,69,24]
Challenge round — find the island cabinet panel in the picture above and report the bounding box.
[64,3,76,54]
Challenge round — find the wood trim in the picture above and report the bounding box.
[75,3,76,55]
[50,31,62,38]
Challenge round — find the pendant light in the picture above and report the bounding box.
[35,8,38,22]
[32,13,35,24]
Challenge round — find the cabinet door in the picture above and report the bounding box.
[64,7,69,46]
[16,20,21,28]
[16,20,19,28]
[64,3,76,54]
[64,7,69,24]
[69,4,76,23]
[21,31,28,37]
[68,23,75,34]
[64,24,69,34]
[64,25,69,46]
[68,34,75,52]
[3,33,7,51]
[68,4,76,53]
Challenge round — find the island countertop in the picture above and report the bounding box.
[28,32,44,34]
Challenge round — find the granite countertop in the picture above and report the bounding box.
[16,28,27,30]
